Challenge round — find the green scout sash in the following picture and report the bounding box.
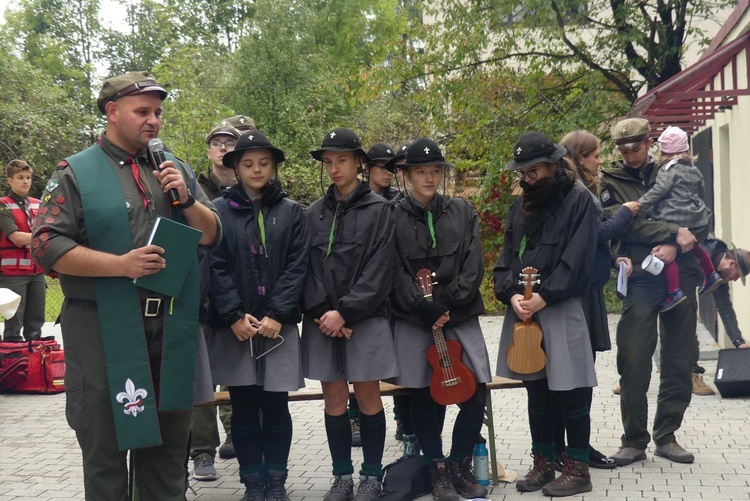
[67,145,199,451]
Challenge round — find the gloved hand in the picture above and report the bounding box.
[416,300,449,328]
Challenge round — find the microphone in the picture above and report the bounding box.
[148,138,181,205]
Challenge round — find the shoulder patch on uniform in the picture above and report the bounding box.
[600,188,616,207]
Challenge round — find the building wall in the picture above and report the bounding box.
[704,44,750,347]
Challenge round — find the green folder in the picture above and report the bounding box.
[134,216,203,297]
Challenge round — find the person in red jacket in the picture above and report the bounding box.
[0,159,45,342]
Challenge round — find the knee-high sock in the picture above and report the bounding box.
[359,409,386,479]
[325,411,353,476]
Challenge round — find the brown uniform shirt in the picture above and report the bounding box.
[31,135,221,301]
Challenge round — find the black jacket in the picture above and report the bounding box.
[301,181,396,323]
[390,194,485,327]
[209,183,309,326]
[494,183,597,306]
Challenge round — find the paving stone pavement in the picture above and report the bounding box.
[1,315,748,500]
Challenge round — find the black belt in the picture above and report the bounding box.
[68,296,165,318]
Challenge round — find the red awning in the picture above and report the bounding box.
[629,30,750,137]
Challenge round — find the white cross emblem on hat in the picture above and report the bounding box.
[221,121,229,126]
[516,147,522,155]
[621,126,628,135]
[239,117,246,123]
[424,147,430,155]
[387,149,392,153]
[330,132,336,138]
[248,135,253,140]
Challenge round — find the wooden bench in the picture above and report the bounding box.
[201,375,523,485]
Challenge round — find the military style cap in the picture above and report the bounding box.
[366,143,396,164]
[222,130,285,167]
[505,132,565,171]
[403,138,453,168]
[611,118,651,146]
[97,71,167,114]
[205,124,240,144]
[311,128,370,162]
[218,115,257,131]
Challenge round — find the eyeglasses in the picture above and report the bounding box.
[516,166,542,180]
[209,141,236,150]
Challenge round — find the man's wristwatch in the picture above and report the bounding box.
[176,188,196,209]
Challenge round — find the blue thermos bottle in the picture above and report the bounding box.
[473,436,490,486]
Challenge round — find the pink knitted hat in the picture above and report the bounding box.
[657,126,689,154]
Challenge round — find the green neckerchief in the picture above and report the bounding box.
[426,209,437,249]
[326,201,344,257]
[257,208,267,253]
[67,144,199,452]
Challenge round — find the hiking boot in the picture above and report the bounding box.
[324,475,354,501]
[394,419,404,441]
[240,472,265,501]
[351,417,362,447]
[428,460,459,501]
[265,470,291,501]
[654,441,694,463]
[402,434,420,457]
[218,436,236,459]
[692,373,715,396]
[192,456,217,481]
[516,453,555,492]
[447,458,487,499]
[699,271,724,296]
[610,446,646,466]
[353,475,381,501]
[541,453,592,497]
[658,289,687,313]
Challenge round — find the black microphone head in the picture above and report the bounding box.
[148,138,164,152]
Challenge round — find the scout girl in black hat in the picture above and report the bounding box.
[493,131,598,497]
[389,138,491,501]
[364,143,400,201]
[207,130,309,501]
[301,127,398,501]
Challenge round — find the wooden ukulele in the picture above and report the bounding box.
[416,268,477,406]
[506,266,546,374]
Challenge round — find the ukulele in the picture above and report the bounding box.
[416,268,477,406]
[506,266,547,374]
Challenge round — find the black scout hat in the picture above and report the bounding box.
[385,143,410,172]
[311,128,370,162]
[97,71,167,114]
[219,115,257,131]
[222,130,286,168]
[205,124,240,145]
[366,143,396,164]
[403,138,453,168]
[611,118,651,146]
[505,131,566,171]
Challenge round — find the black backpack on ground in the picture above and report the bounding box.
[379,455,430,501]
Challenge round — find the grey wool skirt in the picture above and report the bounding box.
[301,315,399,382]
[391,316,492,389]
[496,297,597,391]
[207,323,304,392]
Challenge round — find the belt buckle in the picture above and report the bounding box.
[144,297,162,317]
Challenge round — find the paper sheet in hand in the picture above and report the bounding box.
[134,216,202,297]
[617,260,628,297]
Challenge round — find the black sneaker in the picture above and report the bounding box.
[353,475,381,501]
[324,475,354,501]
[218,436,236,459]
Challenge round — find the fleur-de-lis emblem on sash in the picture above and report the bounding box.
[116,378,148,417]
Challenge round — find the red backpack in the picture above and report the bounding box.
[0,337,65,394]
